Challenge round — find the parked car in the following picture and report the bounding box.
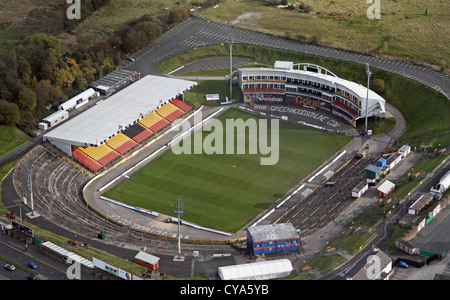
[398,261,409,268]
[127,57,136,62]
[5,264,16,271]
[28,262,37,269]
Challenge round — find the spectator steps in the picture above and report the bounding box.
[72,99,192,172]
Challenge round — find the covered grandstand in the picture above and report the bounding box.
[238,62,387,127]
[89,69,140,95]
[43,75,196,173]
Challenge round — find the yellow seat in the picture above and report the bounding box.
[139,112,164,129]
[106,133,131,149]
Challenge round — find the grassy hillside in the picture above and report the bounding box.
[198,0,449,68]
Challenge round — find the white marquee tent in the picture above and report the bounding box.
[218,259,293,280]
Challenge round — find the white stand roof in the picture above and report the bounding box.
[44,75,197,147]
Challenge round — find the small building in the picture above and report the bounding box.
[386,153,402,171]
[377,180,395,198]
[134,251,160,270]
[347,250,393,280]
[247,223,299,256]
[39,109,69,130]
[408,195,433,215]
[218,259,293,280]
[398,145,411,158]
[58,88,98,111]
[274,60,294,70]
[352,182,369,198]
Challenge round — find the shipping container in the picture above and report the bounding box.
[365,165,381,179]
[386,153,402,170]
[352,182,369,198]
[377,157,386,167]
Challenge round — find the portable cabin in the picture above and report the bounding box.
[352,182,369,198]
[377,180,395,198]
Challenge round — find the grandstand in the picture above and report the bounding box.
[238,62,387,127]
[155,102,185,122]
[139,112,169,133]
[122,123,154,144]
[171,98,194,113]
[105,133,137,155]
[44,75,196,173]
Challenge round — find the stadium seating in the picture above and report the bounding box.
[106,133,137,154]
[77,143,120,166]
[123,123,154,143]
[170,98,193,112]
[155,102,184,122]
[71,146,103,172]
[139,112,169,133]
[333,100,358,116]
[72,100,194,172]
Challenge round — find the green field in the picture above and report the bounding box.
[0,125,30,156]
[103,109,351,232]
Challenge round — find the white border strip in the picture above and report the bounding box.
[307,150,346,183]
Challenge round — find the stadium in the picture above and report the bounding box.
[34,61,388,242]
[238,61,387,127]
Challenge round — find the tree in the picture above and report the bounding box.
[22,33,61,53]
[34,80,66,107]
[134,21,162,42]
[17,87,37,111]
[40,52,59,82]
[0,100,20,126]
[168,7,188,24]
[122,28,143,53]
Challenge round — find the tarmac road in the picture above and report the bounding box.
[125,16,449,99]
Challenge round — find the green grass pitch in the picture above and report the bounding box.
[103,109,352,232]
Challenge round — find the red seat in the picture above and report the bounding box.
[171,98,192,112]
[72,147,102,172]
